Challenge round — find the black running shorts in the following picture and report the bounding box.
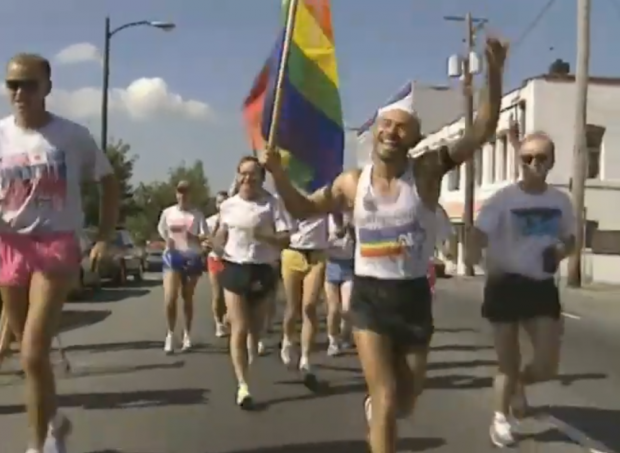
[349,276,434,352]
[219,260,277,303]
[482,273,561,323]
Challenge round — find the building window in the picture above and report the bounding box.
[475,148,483,186]
[586,124,605,179]
[498,134,507,181]
[488,140,496,184]
[447,166,460,191]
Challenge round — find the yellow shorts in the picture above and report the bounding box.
[281,248,326,277]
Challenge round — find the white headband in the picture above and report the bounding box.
[376,95,417,119]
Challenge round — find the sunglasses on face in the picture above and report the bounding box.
[520,154,549,165]
[5,79,39,93]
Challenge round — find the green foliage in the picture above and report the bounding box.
[82,139,137,227]
[82,140,215,246]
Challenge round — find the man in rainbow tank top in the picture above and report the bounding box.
[260,36,507,453]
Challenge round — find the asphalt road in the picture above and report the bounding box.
[0,275,618,453]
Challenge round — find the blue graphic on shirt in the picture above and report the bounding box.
[511,207,562,238]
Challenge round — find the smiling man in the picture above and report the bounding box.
[0,52,119,453]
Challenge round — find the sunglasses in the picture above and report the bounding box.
[5,79,39,92]
[520,154,549,165]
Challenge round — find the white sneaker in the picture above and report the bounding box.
[489,412,515,448]
[215,323,228,338]
[364,395,372,423]
[257,341,266,356]
[43,413,71,453]
[164,333,174,354]
[327,341,341,357]
[280,341,294,367]
[181,333,192,352]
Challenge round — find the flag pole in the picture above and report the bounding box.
[266,0,299,153]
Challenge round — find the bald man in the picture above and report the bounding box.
[260,35,507,453]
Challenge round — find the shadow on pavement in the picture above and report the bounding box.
[64,359,185,379]
[425,371,607,391]
[64,340,217,354]
[266,371,608,407]
[0,388,208,414]
[430,344,493,352]
[85,288,151,304]
[542,405,620,451]
[59,309,112,333]
[427,359,497,371]
[434,327,479,333]
[224,437,445,453]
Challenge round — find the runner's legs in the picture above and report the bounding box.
[162,270,182,353]
[0,233,78,452]
[207,257,227,337]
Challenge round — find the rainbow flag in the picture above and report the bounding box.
[243,0,344,192]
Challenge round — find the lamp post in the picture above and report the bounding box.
[100,17,175,152]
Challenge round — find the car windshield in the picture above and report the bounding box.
[113,230,134,248]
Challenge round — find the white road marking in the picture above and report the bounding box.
[539,413,614,453]
[562,312,581,320]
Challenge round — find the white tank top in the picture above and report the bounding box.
[353,163,436,279]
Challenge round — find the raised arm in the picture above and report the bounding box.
[442,37,508,173]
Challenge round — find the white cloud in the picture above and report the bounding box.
[54,42,102,65]
[45,77,212,121]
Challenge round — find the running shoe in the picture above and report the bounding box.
[163,332,174,355]
[489,412,515,448]
[181,332,192,352]
[236,383,253,410]
[43,413,72,453]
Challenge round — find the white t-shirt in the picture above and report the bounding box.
[475,184,576,280]
[0,114,113,234]
[327,212,354,260]
[219,193,289,264]
[157,205,207,253]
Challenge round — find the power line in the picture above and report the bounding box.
[512,0,559,51]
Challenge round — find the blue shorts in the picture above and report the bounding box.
[326,258,354,284]
[162,250,204,277]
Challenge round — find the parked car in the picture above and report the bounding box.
[144,248,164,272]
[68,232,102,298]
[96,228,144,285]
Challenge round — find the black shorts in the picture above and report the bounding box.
[349,276,434,351]
[219,260,276,302]
[482,273,561,323]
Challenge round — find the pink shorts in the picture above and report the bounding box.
[0,232,81,286]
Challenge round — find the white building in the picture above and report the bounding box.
[356,81,462,167]
[414,74,620,283]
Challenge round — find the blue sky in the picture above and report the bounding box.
[0,0,618,192]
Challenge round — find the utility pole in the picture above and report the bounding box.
[445,13,487,277]
[567,0,591,288]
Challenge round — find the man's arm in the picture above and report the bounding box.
[440,38,507,173]
[79,128,119,242]
[270,166,354,219]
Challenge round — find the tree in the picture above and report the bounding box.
[82,139,137,227]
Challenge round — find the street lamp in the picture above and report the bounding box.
[100,17,176,152]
